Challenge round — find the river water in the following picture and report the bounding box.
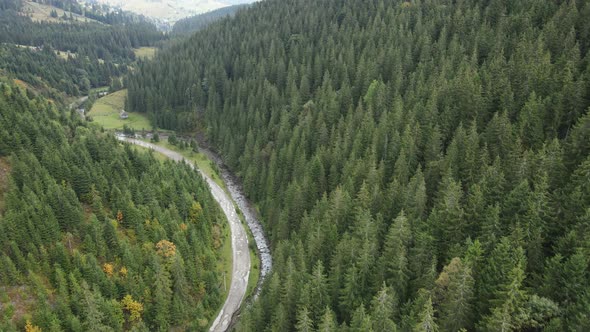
[197,146,272,299]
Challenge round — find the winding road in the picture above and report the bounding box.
[116,136,251,332]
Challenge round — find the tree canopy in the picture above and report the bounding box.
[0,82,227,331]
[127,0,590,330]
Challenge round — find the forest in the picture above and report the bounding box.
[0,44,126,98]
[0,13,163,63]
[0,82,227,331]
[0,1,165,101]
[126,0,590,330]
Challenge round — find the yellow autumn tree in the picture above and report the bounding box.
[156,240,176,258]
[103,263,114,277]
[25,320,42,332]
[121,294,143,323]
[116,210,124,223]
[188,201,203,223]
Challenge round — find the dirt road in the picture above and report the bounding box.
[116,136,250,332]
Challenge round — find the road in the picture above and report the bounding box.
[116,136,250,332]
[196,145,272,298]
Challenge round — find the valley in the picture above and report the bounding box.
[1,0,590,331]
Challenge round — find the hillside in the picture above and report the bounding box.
[172,4,249,35]
[0,1,165,103]
[21,1,102,24]
[0,83,227,331]
[127,0,590,330]
[90,0,257,24]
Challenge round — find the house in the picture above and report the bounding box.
[120,110,129,119]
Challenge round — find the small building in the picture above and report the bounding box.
[120,110,129,119]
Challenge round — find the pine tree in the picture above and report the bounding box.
[413,296,438,332]
[481,265,527,331]
[436,257,475,331]
[378,211,410,303]
[295,306,314,332]
[317,306,337,332]
[350,304,374,332]
[370,284,398,332]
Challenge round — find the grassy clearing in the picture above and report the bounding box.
[205,220,235,330]
[133,47,157,60]
[89,89,152,131]
[217,222,233,299]
[243,211,261,300]
[55,50,76,60]
[21,1,101,24]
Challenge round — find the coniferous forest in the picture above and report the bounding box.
[0,82,227,331]
[126,0,590,330]
[171,5,249,36]
[0,0,164,100]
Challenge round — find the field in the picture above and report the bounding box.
[133,47,157,60]
[89,89,152,131]
[21,1,102,24]
[55,50,77,60]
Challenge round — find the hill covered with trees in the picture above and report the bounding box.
[127,0,590,330]
[0,82,227,331]
[0,1,165,101]
[172,4,249,36]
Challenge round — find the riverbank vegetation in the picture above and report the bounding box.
[127,0,590,330]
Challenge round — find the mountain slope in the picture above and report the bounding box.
[172,4,248,36]
[127,0,590,330]
[0,83,227,331]
[90,0,257,23]
[0,2,164,102]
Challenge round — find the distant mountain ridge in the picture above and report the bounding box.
[86,0,258,24]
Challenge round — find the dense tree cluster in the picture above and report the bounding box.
[0,44,126,98]
[172,4,249,36]
[0,0,22,11]
[0,83,227,331]
[0,6,164,100]
[0,13,163,63]
[128,0,590,330]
